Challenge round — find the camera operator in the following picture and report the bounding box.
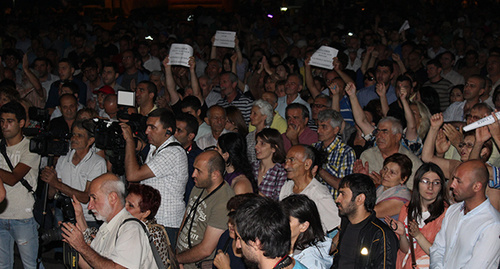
[40,119,107,226]
[120,108,188,247]
[0,101,41,269]
[61,173,158,268]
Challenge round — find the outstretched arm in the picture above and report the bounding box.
[345,82,375,136]
[163,56,182,105]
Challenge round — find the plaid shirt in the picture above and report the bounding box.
[314,136,356,198]
[252,161,287,200]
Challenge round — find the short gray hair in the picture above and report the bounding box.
[253,99,274,126]
[378,116,403,135]
[317,109,343,129]
[315,94,332,107]
[101,175,126,206]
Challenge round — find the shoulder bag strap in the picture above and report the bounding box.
[0,140,35,196]
[119,218,165,269]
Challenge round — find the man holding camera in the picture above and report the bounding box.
[0,101,41,269]
[40,119,107,226]
[121,108,188,247]
[61,173,158,268]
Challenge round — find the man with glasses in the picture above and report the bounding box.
[356,60,397,108]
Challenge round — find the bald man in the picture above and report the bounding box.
[430,160,500,269]
[61,174,158,268]
[100,94,118,120]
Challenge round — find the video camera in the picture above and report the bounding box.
[39,193,76,245]
[25,107,70,157]
[92,109,147,175]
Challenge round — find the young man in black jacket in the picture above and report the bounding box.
[332,173,398,269]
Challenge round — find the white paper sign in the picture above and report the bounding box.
[214,30,236,48]
[168,43,193,67]
[309,46,338,70]
[399,20,410,33]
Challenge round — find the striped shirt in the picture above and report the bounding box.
[423,78,453,112]
[216,91,253,124]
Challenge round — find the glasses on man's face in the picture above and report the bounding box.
[420,179,441,186]
[465,114,481,122]
[312,104,327,109]
[364,76,375,81]
[458,142,474,149]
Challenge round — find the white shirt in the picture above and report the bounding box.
[91,209,158,269]
[276,95,312,120]
[143,55,162,72]
[56,149,106,222]
[144,136,188,228]
[443,101,466,122]
[441,70,465,86]
[430,199,500,269]
[279,178,340,232]
[196,129,229,150]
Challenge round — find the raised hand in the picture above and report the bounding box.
[430,113,444,129]
[345,82,356,97]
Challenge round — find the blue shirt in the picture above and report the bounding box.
[356,84,397,108]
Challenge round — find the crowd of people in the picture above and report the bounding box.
[1,1,500,268]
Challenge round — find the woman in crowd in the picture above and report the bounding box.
[449,84,465,105]
[385,163,448,269]
[225,106,248,138]
[217,132,255,194]
[356,153,412,219]
[75,184,171,268]
[281,194,332,269]
[246,100,274,163]
[252,128,287,200]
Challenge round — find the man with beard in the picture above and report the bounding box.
[332,173,398,268]
[61,173,158,268]
[430,160,500,269]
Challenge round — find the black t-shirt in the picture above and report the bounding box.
[338,216,372,269]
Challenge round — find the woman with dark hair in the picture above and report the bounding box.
[252,128,287,200]
[225,106,248,138]
[281,194,332,269]
[385,163,448,269]
[217,132,254,194]
[373,153,413,219]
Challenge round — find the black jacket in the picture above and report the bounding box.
[332,213,399,269]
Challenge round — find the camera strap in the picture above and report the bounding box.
[0,139,35,197]
[119,218,165,269]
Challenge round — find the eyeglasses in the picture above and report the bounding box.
[364,76,375,81]
[458,142,474,149]
[420,179,441,186]
[312,104,328,109]
[465,114,481,122]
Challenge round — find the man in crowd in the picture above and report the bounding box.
[276,73,311,119]
[138,41,162,73]
[45,58,87,108]
[439,51,465,86]
[0,101,41,268]
[176,151,234,269]
[197,105,228,150]
[117,50,149,91]
[332,173,398,268]
[121,108,188,246]
[422,58,453,111]
[101,62,126,92]
[313,109,355,198]
[430,160,500,268]
[135,80,158,116]
[215,72,253,124]
[234,196,307,269]
[282,103,318,152]
[81,59,104,102]
[49,93,78,135]
[40,119,107,226]
[443,75,485,122]
[61,174,158,268]
[359,117,422,189]
[33,57,59,93]
[279,145,340,233]
[175,113,203,204]
[356,60,396,108]
[180,96,211,141]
